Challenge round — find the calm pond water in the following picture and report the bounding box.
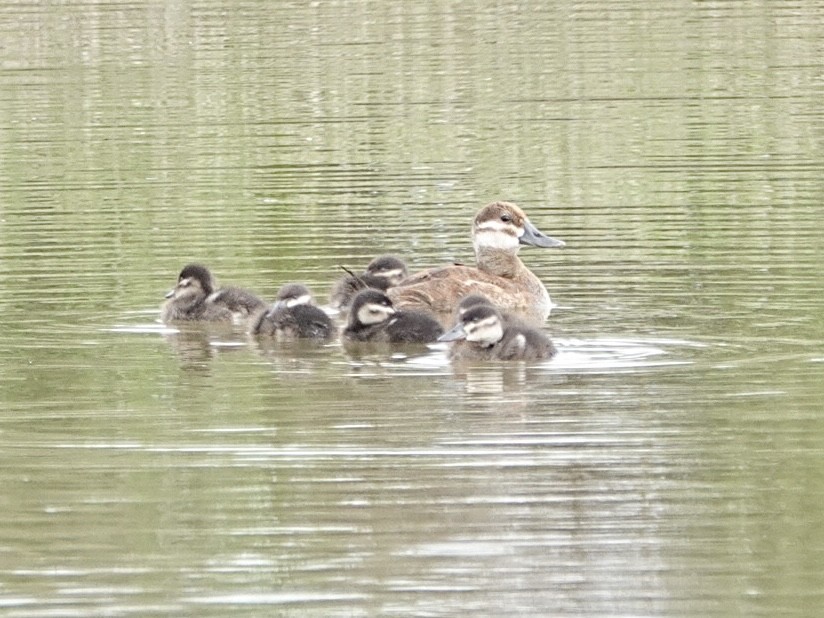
[2,1,824,616]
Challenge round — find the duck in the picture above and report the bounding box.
[161,263,265,323]
[329,255,408,311]
[387,201,564,326]
[343,289,444,344]
[250,283,335,340]
[438,303,557,361]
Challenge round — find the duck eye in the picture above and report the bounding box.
[500,214,512,222]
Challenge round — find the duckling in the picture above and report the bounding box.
[387,202,564,326]
[343,289,443,344]
[161,263,265,323]
[329,255,408,310]
[161,263,233,322]
[438,304,556,361]
[250,283,335,340]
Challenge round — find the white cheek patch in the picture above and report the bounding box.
[473,228,520,251]
[376,268,405,282]
[375,268,406,285]
[285,294,312,308]
[359,304,394,325]
[465,316,503,344]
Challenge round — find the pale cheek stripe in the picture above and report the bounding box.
[285,294,312,307]
[473,230,520,250]
[376,268,404,279]
[466,316,501,340]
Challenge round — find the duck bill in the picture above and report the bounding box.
[438,323,468,342]
[164,288,175,299]
[520,220,565,248]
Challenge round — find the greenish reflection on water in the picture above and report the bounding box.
[1,1,823,615]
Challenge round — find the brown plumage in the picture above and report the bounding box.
[387,202,564,326]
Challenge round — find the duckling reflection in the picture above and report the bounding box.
[388,201,564,326]
[343,289,443,344]
[250,283,336,341]
[330,255,408,311]
[439,304,556,361]
[161,263,265,323]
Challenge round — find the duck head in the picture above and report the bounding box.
[364,255,408,287]
[439,305,505,347]
[274,283,313,308]
[472,201,564,254]
[165,263,215,301]
[349,289,396,327]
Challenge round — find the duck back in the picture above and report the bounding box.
[252,303,335,340]
[388,264,549,327]
[385,310,444,344]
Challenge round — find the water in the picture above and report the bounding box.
[2,1,824,615]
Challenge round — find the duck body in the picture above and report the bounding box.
[329,255,408,311]
[250,283,335,340]
[439,304,556,361]
[343,289,443,344]
[387,202,563,326]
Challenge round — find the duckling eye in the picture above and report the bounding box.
[500,214,512,222]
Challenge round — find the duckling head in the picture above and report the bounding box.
[439,305,504,348]
[275,283,313,308]
[472,201,565,253]
[455,293,495,317]
[349,289,396,327]
[166,263,214,301]
[365,255,408,287]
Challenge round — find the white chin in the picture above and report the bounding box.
[473,230,519,251]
